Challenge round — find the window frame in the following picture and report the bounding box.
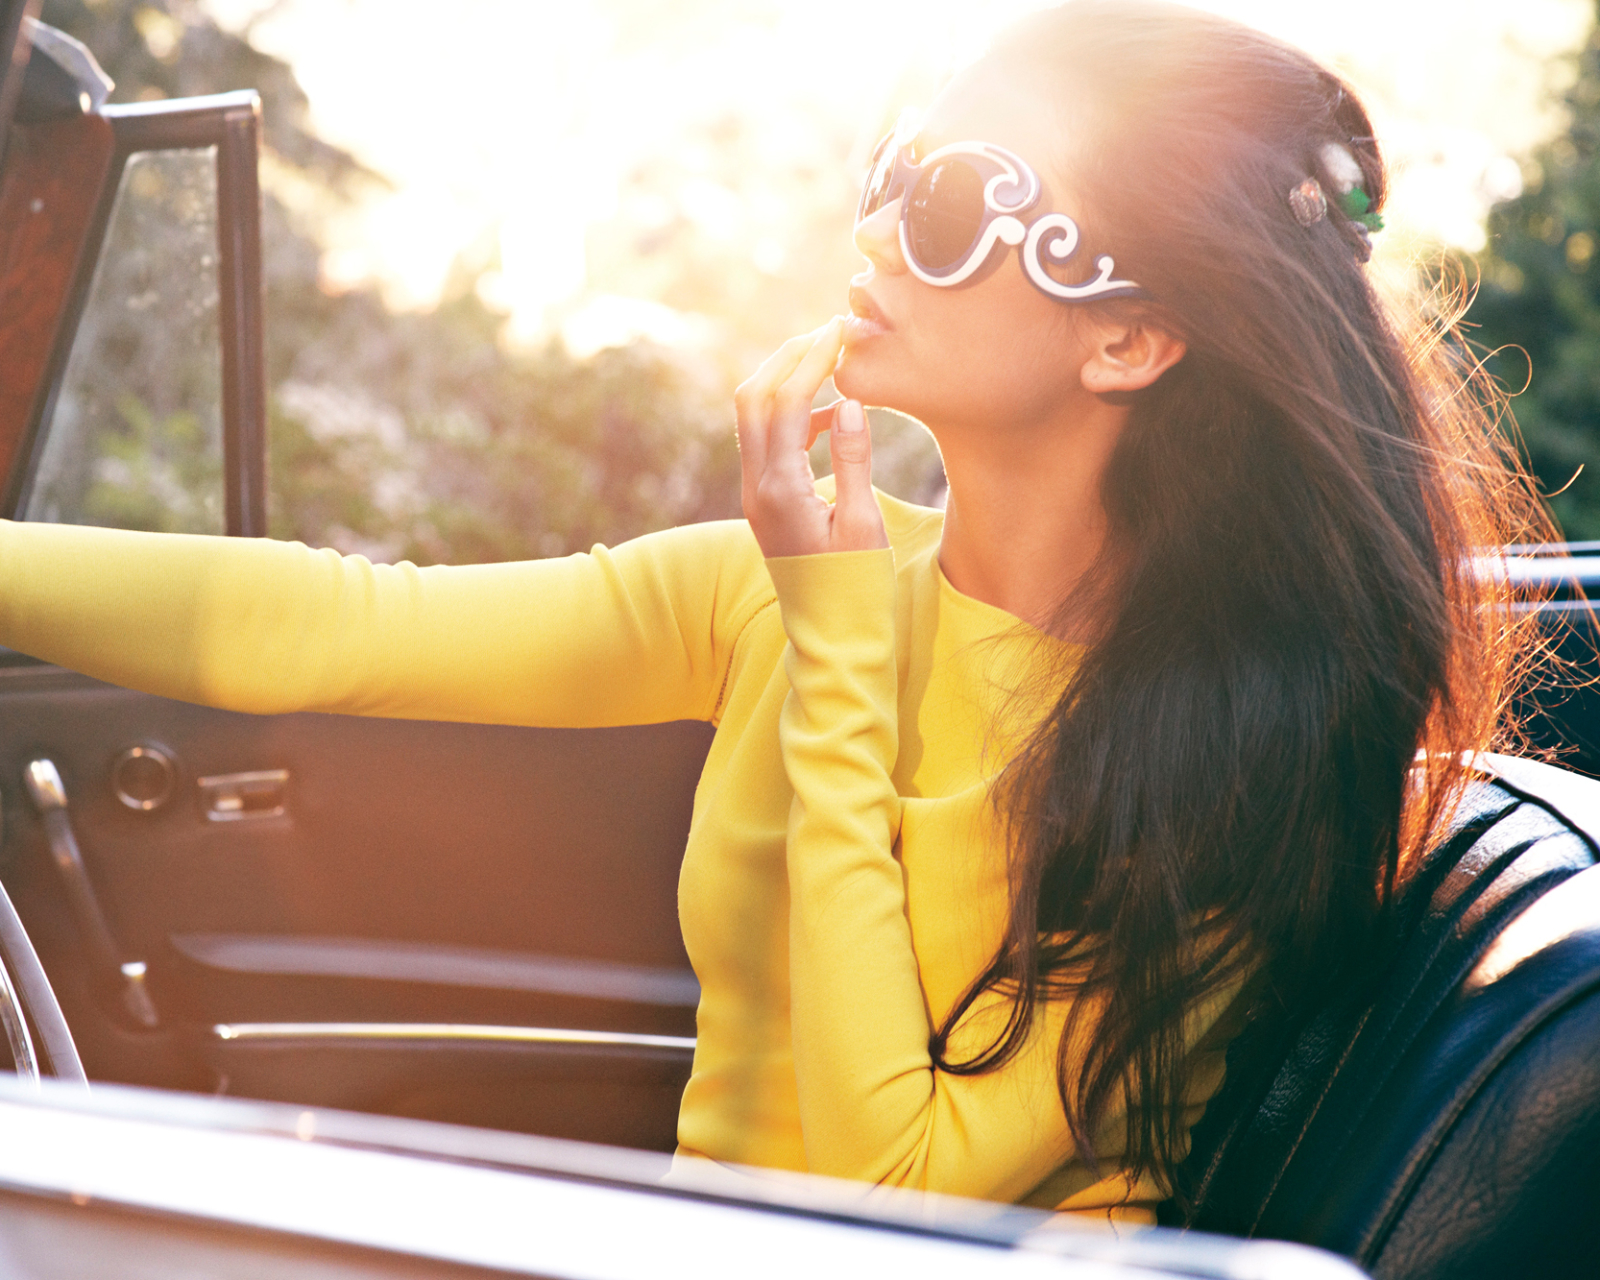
[0,90,267,536]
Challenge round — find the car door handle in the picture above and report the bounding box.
[23,759,159,1029]
[196,769,288,822]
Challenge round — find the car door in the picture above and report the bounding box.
[0,10,706,1152]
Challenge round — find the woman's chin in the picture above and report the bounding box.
[832,345,895,407]
[833,368,927,426]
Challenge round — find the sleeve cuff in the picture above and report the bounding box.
[764,548,896,653]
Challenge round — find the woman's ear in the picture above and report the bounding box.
[1079,312,1187,396]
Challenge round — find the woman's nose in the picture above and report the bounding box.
[853,202,906,273]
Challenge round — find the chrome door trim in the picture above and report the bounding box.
[212,1022,696,1053]
[173,933,700,1007]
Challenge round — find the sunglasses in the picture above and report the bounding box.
[857,111,1145,304]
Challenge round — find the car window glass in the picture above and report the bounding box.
[23,146,224,534]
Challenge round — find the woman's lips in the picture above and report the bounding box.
[843,287,891,342]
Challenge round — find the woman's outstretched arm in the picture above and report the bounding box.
[0,517,769,727]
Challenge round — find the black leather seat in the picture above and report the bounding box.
[1160,754,1600,1278]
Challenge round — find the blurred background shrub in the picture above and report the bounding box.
[1454,10,1600,539]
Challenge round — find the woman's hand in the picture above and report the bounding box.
[736,318,889,558]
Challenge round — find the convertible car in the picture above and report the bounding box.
[0,5,1595,1276]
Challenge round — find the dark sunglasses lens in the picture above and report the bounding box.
[907,159,985,270]
[859,135,896,219]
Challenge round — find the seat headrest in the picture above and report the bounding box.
[1472,752,1600,849]
[1169,758,1600,1274]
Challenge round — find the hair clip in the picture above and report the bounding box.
[1289,177,1328,227]
[1319,142,1384,232]
[1339,187,1384,231]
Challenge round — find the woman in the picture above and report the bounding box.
[0,0,1550,1221]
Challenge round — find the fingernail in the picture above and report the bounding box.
[838,399,865,433]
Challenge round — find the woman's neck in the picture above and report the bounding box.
[934,407,1125,642]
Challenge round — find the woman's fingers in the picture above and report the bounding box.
[735,327,828,473]
[828,399,889,551]
[741,327,825,402]
[768,319,845,458]
[808,401,842,450]
[737,319,872,557]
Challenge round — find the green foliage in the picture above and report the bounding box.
[81,394,222,533]
[1465,4,1600,539]
[266,336,743,563]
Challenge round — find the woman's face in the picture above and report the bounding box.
[832,63,1100,435]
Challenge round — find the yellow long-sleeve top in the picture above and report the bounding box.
[0,487,1235,1218]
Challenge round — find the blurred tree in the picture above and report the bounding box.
[38,0,755,561]
[1464,2,1600,540]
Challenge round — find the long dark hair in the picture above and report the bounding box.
[929,0,1554,1198]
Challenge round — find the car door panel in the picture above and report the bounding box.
[0,664,710,1147]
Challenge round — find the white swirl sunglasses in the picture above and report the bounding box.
[857,111,1145,303]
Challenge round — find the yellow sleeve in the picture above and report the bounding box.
[0,518,769,727]
[768,548,1125,1204]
